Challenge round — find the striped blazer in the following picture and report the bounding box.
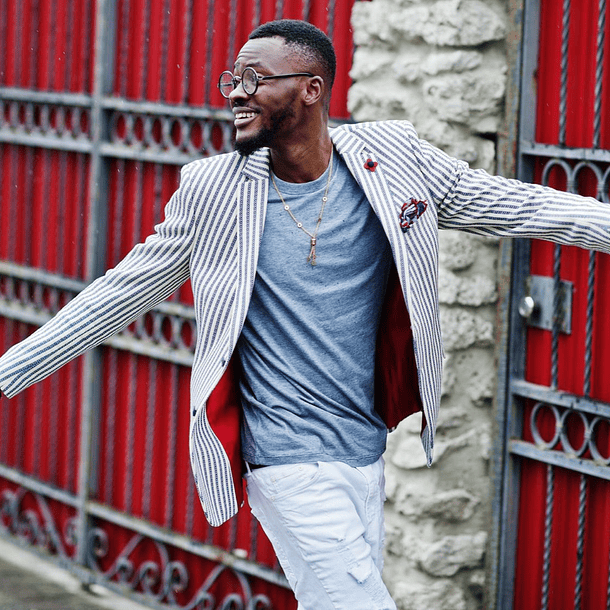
[1,120,610,526]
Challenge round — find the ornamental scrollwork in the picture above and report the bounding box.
[87,526,273,609]
[0,486,76,558]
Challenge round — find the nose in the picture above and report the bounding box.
[228,80,249,102]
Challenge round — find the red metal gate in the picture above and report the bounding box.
[0,1,353,607]
[495,0,610,608]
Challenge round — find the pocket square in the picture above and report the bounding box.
[399,199,427,232]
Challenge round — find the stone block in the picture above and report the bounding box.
[439,308,494,351]
[418,531,488,576]
[392,578,467,610]
[439,232,478,270]
[419,0,506,47]
[423,71,506,127]
[391,427,478,470]
[396,488,479,522]
[438,270,497,306]
[441,354,457,397]
[468,569,486,600]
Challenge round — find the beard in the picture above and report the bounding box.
[234,103,297,157]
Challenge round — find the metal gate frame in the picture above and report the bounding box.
[0,0,355,606]
[491,0,610,608]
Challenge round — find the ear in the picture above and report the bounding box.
[302,76,324,106]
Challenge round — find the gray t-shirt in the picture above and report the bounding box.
[236,151,392,466]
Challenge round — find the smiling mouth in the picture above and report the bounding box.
[233,110,258,127]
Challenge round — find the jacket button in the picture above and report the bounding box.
[192,409,197,416]
[221,358,226,367]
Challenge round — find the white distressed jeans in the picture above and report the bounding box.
[245,457,396,610]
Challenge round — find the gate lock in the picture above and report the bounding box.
[518,275,573,334]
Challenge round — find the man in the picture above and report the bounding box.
[1,19,609,610]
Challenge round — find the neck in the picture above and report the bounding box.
[269,123,333,183]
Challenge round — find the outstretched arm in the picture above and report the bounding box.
[0,162,204,398]
[410,125,610,254]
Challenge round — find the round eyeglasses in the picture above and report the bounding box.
[218,67,315,98]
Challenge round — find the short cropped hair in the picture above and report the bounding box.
[249,19,336,92]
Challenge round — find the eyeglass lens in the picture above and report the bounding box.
[218,67,258,98]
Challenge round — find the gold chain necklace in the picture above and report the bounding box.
[270,153,333,267]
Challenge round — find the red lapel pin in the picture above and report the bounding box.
[364,158,378,172]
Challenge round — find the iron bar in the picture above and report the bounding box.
[594,0,606,149]
[64,0,75,90]
[180,0,193,104]
[163,364,178,529]
[302,0,311,21]
[28,0,40,89]
[275,0,284,20]
[229,0,238,72]
[551,244,561,389]
[118,0,131,97]
[540,464,554,610]
[142,359,158,519]
[124,354,137,514]
[0,300,196,364]
[8,144,18,263]
[98,142,224,165]
[104,349,119,504]
[0,463,79,508]
[14,323,27,472]
[0,292,8,466]
[584,253,595,397]
[75,153,87,279]
[139,0,151,101]
[82,0,93,94]
[159,0,170,102]
[75,0,117,568]
[558,0,571,146]
[511,379,610,419]
[521,141,610,163]
[0,87,92,106]
[86,500,290,588]
[13,0,23,87]
[327,0,336,42]
[253,0,261,31]
[46,0,58,92]
[0,132,93,154]
[48,360,60,485]
[0,87,236,120]
[0,0,7,86]
[573,475,587,610]
[66,348,78,494]
[510,440,610,481]
[204,0,216,105]
[607,536,610,610]
[0,262,196,319]
[185,468,195,539]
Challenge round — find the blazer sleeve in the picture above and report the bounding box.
[0,161,204,398]
[408,124,610,255]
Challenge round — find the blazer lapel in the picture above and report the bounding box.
[332,129,414,308]
[231,148,270,347]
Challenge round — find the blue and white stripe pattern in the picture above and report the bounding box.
[1,120,609,525]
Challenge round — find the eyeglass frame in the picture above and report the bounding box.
[217,67,316,98]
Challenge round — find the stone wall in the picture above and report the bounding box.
[348,1,509,608]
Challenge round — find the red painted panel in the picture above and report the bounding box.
[0,0,94,92]
[0,145,90,280]
[515,1,610,607]
[0,317,84,495]
[111,0,353,117]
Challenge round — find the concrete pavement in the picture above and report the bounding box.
[0,537,150,610]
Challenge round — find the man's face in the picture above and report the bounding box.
[229,37,303,156]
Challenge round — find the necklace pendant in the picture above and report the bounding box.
[307,237,317,266]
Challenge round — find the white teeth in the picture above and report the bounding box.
[235,112,255,120]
